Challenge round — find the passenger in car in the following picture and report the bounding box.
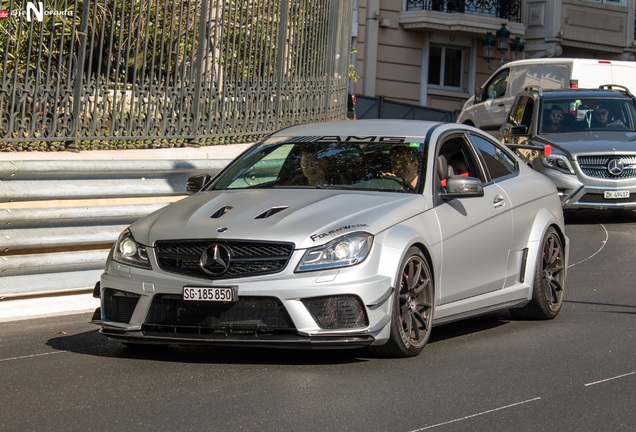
[543,105,569,133]
[448,154,469,176]
[289,147,328,185]
[290,146,348,186]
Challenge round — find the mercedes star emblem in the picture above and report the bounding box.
[607,159,624,176]
[200,244,232,276]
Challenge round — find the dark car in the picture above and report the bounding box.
[498,85,636,209]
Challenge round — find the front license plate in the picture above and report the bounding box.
[604,191,630,199]
[183,286,236,302]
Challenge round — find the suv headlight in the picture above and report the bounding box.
[541,153,575,174]
[296,232,373,272]
[112,229,151,269]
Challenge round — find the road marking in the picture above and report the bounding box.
[567,223,608,269]
[407,397,542,431]
[585,371,636,387]
[0,351,66,362]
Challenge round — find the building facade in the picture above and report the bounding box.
[352,0,636,114]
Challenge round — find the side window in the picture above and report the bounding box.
[468,134,517,181]
[438,136,483,182]
[511,96,534,128]
[485,69,510,100]
[538,65,571,89]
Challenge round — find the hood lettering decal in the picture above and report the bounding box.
[310,224,369,242]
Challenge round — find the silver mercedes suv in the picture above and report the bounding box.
[498,85,636,210]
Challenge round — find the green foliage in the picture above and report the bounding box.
[1,0,77,81]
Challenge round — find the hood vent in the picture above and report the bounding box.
[254,206,288,219]
[210,205,233,218]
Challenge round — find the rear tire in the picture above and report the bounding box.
[377,247,434,357]
[511,227,565,319]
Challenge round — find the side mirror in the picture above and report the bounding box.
[186,174,212,195]
[511,125,528,135]
[442,176,484,200]
[475,87,484,103]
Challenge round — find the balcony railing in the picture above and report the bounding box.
[405,0,522,22]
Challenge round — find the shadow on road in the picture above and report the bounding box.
[46,312,514,364]
[564,209,636,225]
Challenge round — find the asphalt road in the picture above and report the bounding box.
[1,210,635,432]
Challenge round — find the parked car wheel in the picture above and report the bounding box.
[380,247,434,357]
[511,227,565,320]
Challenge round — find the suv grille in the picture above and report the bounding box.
[155,240,294,279]
[577,155,636,179]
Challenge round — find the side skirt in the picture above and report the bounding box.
[432,299,528,327]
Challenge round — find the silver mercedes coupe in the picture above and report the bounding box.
[95,120,568,357]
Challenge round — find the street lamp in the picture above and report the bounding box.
[482,23,524,69]
[496,23,510,66]
[510,36,525,61]
[482,32,495,67]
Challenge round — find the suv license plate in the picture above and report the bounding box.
[604,191,630,199]
[183,286,236,302]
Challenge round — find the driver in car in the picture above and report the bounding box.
[382,146,420,188]
[591,104,625,128]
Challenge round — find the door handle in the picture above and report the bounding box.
[493,195,506,208]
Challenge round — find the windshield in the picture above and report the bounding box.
[210,137,427,193]
[539,97,636,133]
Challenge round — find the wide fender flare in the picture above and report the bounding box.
[374,219,442,290]
[522,207,568,285]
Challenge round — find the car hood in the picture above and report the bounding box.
[541,131,636,155]
[130,189,427,249]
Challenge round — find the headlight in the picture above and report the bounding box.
[112,229,151,269]
[296,232,373,272]
[541,153,574,174]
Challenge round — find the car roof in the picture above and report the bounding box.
[522,87,634,100]
[270,119,442,138]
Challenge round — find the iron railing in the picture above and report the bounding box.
[405,0,522,22]
[0,0,353,151]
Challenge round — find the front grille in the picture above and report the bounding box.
[577,155,636,179]
[302,295,368,329]
[155,240,294,279]
[143,295,295,334]
[103,289,140,323]
[577,193,636,205]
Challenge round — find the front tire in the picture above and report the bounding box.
[380,247,434,357]
[511,227,565,319]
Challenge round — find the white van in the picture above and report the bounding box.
[456,58,636,133]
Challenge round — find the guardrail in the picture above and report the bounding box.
[0,159,231,298]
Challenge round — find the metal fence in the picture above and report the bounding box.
[0,0,353,151]
[0,158,232,297]
[355,95,455,122]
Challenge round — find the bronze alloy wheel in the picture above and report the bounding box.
[511,226,565,320]
[381,247,434,357]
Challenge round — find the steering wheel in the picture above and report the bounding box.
[381,175,416,192]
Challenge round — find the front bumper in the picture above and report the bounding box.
[539,169,636,209]
[96,244,398,348]
[99,326,376,348]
